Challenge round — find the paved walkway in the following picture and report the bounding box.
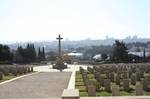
[34,64,89,72]
[34,65,90,90]
[34,65,87,72]
[0,72,71,99]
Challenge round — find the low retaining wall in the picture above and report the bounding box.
[62,89,150,99]
[81,96,150,99]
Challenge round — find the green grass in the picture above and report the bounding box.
[75,71,150,97]
[76,85,86,92]
[120,91,135,96]
[96,91,112,96]
[80,92,88,97]
[76,79,83,82]
[88,74,94,79]
[76,74,82,79]
[144,91,150,95]
[76,81,84,86]
[76,71,81,75]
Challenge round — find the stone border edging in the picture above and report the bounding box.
[67,71,76,89]
[81,96,150,99]
[0,72,39,85]
[61,89,150,99]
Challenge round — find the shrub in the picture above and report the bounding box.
[3,67,9,76]
[0,72,3,80]
[17,67,23,75]
[31,67,33,72]
[10,67,17,76]
[27,67,30,72]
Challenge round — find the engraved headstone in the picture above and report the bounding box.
[104,79,111,92]
[112,85,120,96]
[123,79,130,92]
[136,83,144,96]
[141,79,149,91]
[115,75,120,85]
[131,74,136,85]
[109,73,115,82]
[136,72,141,81]
[98,75,104,86]
[87,84,96,96]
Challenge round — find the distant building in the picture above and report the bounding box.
[128,47,150,57]
[67,51,83,58]
[128,52,150,57]
[64,51,83,64]
[93,54,110,61]
[93,54,102,61]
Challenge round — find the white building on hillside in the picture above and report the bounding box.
[67,51,83,58]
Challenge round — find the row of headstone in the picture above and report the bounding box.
[0,66,34,80]
[84,63,150,96]
[93,63,150,75]
[92,63,150,87]
[112,83,144,96]
[87,67,94,74]
[96,73,149,92]
[80,67,96,96]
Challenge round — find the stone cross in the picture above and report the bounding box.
[56,34,63,58]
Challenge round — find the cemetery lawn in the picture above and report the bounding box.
[75,71,150,97]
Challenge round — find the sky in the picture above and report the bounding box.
[0,0,150,43]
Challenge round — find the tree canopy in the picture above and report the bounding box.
[112,40,128,63]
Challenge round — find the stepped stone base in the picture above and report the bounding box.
[62,89,79,99]
[53,57,67,71]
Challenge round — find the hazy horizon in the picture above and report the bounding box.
[0,0,150,43]
[2,35,150,45]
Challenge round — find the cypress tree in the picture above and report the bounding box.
[38,47,42,60]
[42,47,46,60]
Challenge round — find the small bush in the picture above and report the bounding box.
[3,67,9,76]
[10,67,17,76]
[27,67,31,72]
[0,72,3,80]
[31,67,33,72]
[17,67,24,75]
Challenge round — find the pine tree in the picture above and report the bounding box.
[112,40,128,63]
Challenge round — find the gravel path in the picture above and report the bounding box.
[0,72,71,99]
